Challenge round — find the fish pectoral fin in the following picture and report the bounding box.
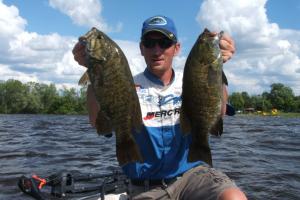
[180,107,192,135]
[116,138,144,166]
[78,71,90,85]
[209,116,223,136]
[95,110,113,136]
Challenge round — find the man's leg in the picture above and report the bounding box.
[166,165,247,200]
[219,187,247,200]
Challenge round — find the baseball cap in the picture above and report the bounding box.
[141,15,178,42]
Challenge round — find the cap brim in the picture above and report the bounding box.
[142,29,176,41]
[226,104,235,116]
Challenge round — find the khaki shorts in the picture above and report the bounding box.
[129,165,237,200]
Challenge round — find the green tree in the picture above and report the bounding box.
[268,83,295,111]
[261,92,272,111]
[36,83,59,113]
[294,96,300,112]
[229,92,244,111]
[250,94,272,111]
[241,91,253,108]
[47,95,63,114]
[250,95,263,111]
[50,87,79,114]
[63,87,78,114]
[75,86,87,114]
[0,79,88,114]
[4,79,28,113]
[0,82,7,113]
[21,82,43,113]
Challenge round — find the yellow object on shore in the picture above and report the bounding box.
[271,109,278,116]
[262,112,268,116]
[256,108,278,116]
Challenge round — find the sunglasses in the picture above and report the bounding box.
[142,38,175,49]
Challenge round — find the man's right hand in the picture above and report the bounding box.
[72,41,87,67]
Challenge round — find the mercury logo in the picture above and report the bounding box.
[148,16,167,26]
[143,108,180,120]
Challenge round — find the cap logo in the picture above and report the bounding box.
[148,16,167,26]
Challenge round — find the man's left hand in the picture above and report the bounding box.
[219,33,235,63]
[210,32,236,63]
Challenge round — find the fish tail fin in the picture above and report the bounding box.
[188,125,213,166]
[78,71,90,85]
[116,133,143,166]
[180,105,192,135]
[95,110,113,136]
[209,116,223,136]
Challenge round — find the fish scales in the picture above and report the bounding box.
[79,27,143,166]
[180,29,223,166]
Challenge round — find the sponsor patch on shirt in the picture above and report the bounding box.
[143,107,180,120]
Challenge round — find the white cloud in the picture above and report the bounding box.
[48,0,122,32]
[0,1,26,57]
[8,32,72,67]
[197,0,279,47]
[0,1,26,36]
[116,40,145,76]
[196,0,300,95]
[0,0,144,91]
[0,64,39,83]
[0,1,84,89]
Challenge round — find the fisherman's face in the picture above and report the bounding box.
[140,32,180,75]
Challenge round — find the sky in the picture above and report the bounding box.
[1,0,300,95]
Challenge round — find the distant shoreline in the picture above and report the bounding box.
[235,112,300,118]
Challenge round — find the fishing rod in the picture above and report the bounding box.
[18,170,128,200]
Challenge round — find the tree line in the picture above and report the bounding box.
[229,83,300,113]
[0,79,87,114]
[0,80,299,114]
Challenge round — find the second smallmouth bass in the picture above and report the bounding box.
[180,29,224,166]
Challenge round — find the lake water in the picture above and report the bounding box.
[0,114,299,200]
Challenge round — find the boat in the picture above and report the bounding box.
[18,170,129,200]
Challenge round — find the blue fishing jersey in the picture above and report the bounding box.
[122,69,204,179]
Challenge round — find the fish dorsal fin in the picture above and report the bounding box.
[78,71,90,85]
[209,116,223,136]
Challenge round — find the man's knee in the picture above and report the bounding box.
[219,187,247,200]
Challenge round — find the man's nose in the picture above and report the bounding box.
[152,43,163,54]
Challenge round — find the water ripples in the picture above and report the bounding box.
[0,114,299,199]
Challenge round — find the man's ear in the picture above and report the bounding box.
[139,42,144,56]
[174,42,181,56]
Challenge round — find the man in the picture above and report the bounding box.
[73,15,246,200]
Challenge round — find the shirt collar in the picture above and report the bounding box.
[143,67,175,86]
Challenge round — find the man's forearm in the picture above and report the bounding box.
[221,84,228,117]
[87,85,99,127]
